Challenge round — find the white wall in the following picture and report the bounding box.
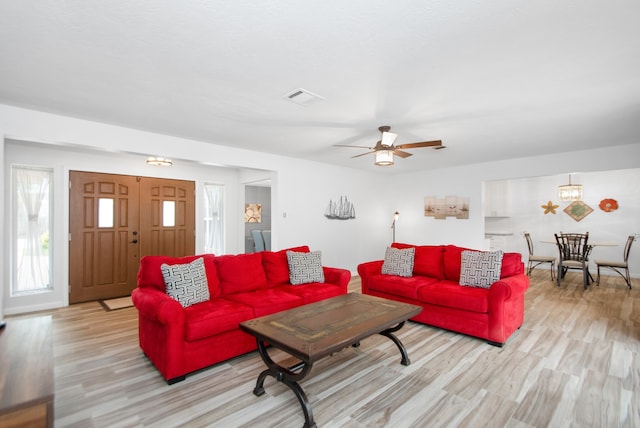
[1,104,384,314]
[2,103,640,315]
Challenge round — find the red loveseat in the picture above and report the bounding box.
[358,243,529,346]
[132,246,351,384]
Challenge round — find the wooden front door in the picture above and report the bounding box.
[69,171,195,303]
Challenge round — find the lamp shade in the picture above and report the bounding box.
[380,131,398,146]
[375,150,394,166]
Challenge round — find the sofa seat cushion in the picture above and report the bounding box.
[224,289,304,317]
[368,275,439,300]
[278,283,344,304]
[417,280,489,313]
[183,299,255,341]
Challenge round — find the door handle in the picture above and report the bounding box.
[130,239,138,244]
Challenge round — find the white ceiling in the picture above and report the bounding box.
[1,1,639,173]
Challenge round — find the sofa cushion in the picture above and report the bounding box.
[216,252,268,295]
[381,246,415,277]
[460,250,504,289]
[369,274,439,300]
[417,280,490,313]
[161,257,210,308]
[500,252,523,277]
[279,282,344,304]
[138,254,221,298]
[183,298,255,341]
[287,250,325,284]
[443,245,474,282]
[393,243,445,279]
[224,288,304,317]
[262,245,310,286]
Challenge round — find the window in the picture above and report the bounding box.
[11,166,53,295]
[204,183,224,254]
[163,200,175,227]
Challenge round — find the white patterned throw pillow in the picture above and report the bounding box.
[460,250,504,289]
[381,246,415,277]
[161,257,210,308]
[287,250,325,285]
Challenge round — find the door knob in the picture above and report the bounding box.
[130,239,138,244]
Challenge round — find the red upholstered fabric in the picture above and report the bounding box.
[224,288,303,317]
[183,299,255,341]
[137,254,221,298]
[500,252,524,277]
[215,252,268,294]
[392,243,445,279]
[443,245,473,282]
[417,280,490,313]
[278,283,344,304]
[262,245,310,286]
[368,274,439,300]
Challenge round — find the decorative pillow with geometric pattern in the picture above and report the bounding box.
[381,246,415,277]
[161,257,210,308]
[459,250,504,289]
[287,250,325,285]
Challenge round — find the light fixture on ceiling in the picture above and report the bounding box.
[558,174,583,201]
[375,150,394,166]
[146,157,172,167]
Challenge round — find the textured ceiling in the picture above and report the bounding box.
[1,0,639,173]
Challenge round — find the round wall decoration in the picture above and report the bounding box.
[599,198,618,212]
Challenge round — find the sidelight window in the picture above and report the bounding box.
[204,183,224,254]
[11,166,53,295]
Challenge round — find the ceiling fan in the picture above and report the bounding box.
[335,126,444,166]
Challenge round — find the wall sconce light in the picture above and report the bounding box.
[375,150,394,166]
[558,174,583,201]
[391,211,399,242]
[146,157,173,166]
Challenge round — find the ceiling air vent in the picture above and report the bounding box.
[283,88,324,106]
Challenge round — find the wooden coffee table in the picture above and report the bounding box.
[239,293,422,428]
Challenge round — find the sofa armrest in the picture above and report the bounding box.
[357,260,384,293]
[323,266,352,292]
[132,286,185,325]
[487,273,530,343]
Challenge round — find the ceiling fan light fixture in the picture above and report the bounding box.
[380,131,398,147]
[375,150,394,166]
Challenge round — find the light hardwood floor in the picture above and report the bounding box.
[8,271,639,427]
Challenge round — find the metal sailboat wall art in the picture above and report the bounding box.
[325,196,356,220]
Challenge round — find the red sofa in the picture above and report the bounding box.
[358,243,529,346]
[132,246,351,384]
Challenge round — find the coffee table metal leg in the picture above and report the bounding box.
[253,340,317,428]
[379,321,411,366]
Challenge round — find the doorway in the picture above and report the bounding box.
[69,171,195,303]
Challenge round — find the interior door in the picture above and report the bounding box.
[69,171,140,303]
[139,177,195,257]
[69,172,196,303]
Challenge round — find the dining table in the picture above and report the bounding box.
[540,239,619,285]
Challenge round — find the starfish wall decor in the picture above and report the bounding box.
[541,201,559,214]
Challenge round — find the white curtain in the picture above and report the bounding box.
[204,183,224,254]
[13,167,52,293]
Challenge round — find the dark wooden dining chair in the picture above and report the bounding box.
[554,232,592,289]
[595,235,635,289]
[524,232,556,280]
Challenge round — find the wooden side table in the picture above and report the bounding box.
[0,316,54,428]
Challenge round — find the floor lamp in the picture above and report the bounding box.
[391,211,399,242]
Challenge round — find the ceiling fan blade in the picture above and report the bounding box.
[334,144,374,149]
[395,140,443,149]
[393,149,413,158]
[351,151,376,158]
